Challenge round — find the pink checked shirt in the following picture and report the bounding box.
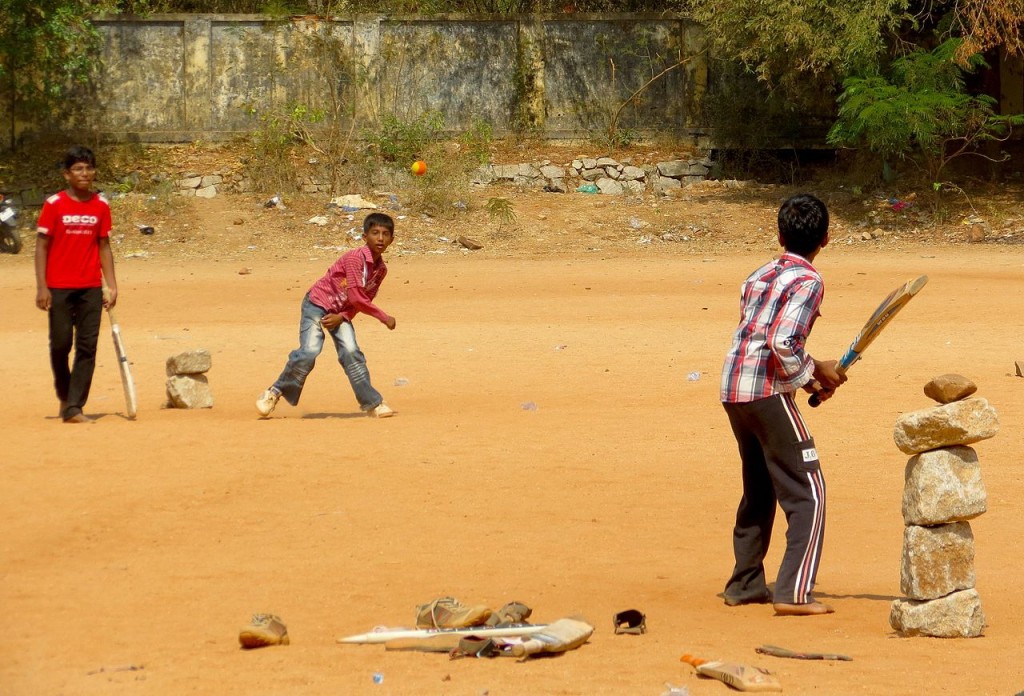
[720,252,823,403]
[307,246,390,324]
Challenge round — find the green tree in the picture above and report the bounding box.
[827,40,1024,188]
[689,0,907,97]
[0,1,118,149]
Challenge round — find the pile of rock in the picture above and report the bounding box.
[175,173,226,198]
[471,156,715,194]
[889,374,999,638]
[165,349,214,409]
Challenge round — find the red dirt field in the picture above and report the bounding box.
[2,189,1022,696]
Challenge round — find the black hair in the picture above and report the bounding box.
[363,211,395,234]
[63,145,97,170]
[778,193,829,257]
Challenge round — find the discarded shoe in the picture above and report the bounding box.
[487,601,533,626]
[416,597,492,629]
[613,609,647,635]
[239,613,290,648]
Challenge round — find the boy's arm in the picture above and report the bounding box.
[99,237,117,308]
[340,252,392,325]
[34,233,52,310]
[766,279,822,390]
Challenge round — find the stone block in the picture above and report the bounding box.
[900,522,975,600]
[166,349,212,376]
[923,374,977,403]
[903,446,986,525]
[596,178,624,195]
[893,398,999,454]
[656,160,689,178]
[166,374,214,409]
[890,588,985,637]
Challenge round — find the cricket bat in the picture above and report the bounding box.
[510,617,594,658]
[809,275,928,407]
[681,654,782,692]
[337,623,545,645]
[103,288,138,420]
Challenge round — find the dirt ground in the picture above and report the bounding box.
[2,173,1024,696]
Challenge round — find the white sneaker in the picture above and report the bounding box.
[368,402,394,418]
[256,388,281,417]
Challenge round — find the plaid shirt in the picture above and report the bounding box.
[307,245,390,323]
[720,253,823,403]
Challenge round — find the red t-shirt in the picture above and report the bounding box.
[36,190,112,288]
[307,245,390,323]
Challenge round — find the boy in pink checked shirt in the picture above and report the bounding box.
[256,212,397,419]
[719,193,846,617]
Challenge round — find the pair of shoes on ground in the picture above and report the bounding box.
[255,388,395,419]
[416,597,492,629]
[239,613,290,649]
[415,598,533,630]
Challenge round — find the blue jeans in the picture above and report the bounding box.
[272,294,383,411]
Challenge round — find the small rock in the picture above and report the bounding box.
[968,225,986,243]
[239,268,252,275]
[233,218,244,225]
[923,374,977,403]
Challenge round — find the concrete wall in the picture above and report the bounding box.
[6,13,709,144]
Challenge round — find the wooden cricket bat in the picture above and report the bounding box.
[510,617,594,658]
[103,288,138,420]
[809,274,928,407]
[337,623,544,645]
[681,654,782,692]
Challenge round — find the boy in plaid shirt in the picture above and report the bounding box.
[719,193,846,616]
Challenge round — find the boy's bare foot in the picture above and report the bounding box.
[63,412,94,424]
[773,601,834,616]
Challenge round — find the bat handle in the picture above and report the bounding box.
[808,392,822,408]
[511,639,545,657]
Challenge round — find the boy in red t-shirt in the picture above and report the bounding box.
[34,146,119,423]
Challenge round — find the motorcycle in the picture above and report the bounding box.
[0,193,22,254]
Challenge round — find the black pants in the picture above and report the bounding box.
[48,287,103,420]
[722,392,826,605]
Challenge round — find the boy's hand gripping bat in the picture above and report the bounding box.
[809,275,928,407]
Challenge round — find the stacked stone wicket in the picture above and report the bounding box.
[889,374,999,638]
[165,349,214,409]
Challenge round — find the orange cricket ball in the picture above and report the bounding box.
[410,160,427,176]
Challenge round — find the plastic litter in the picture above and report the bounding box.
[394,377,409,386]
[521,401,539,411]
[137,224,155,235]
[576,183,599,194]
[372,672,384,684]
[687,371,701,381]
